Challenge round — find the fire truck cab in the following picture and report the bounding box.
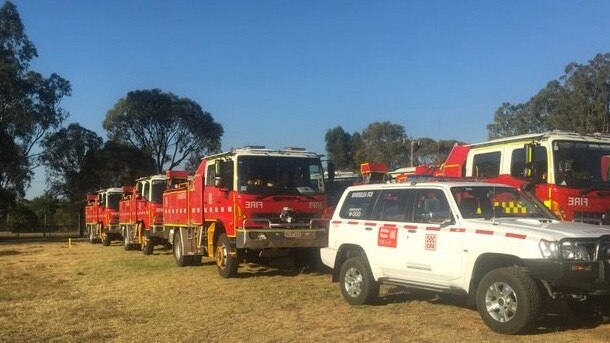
[440,131,610,224]
[164,146,328,278]
[85,188,122,245]
[120,174,167,254]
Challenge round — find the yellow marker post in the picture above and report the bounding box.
[68,238,72,249]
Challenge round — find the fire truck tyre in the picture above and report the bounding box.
[102,234,111,247]
[475,267,542,334]
[567,296,610,323]
[215,234,238,278]
[192,255,202,266]
[294,248,322,273]
[124,232,132,251]
[143,237,154,255]
[173,231,191,267]
[339,256,379,305]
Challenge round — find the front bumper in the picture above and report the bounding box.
[524,259,610,295]
[107,225,121,235]
[236,227,327,249]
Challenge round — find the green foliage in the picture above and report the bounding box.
[356,121,409,169]
[414,138,462,165]
[324,126,355,170]
[39,123,156,212]
[488,53,610,138]
[7,201,37,232]
[103,89,223,173]
[0,1,70,211]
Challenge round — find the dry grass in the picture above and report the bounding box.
[1,239,609,343]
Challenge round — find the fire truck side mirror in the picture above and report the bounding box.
[214,159,224,188]
[327,162,335,181]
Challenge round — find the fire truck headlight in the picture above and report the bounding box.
[602,211,610,225]
[249,232,267,240]
[539,239,559,259]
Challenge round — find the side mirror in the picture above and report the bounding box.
[327,162,335,181]
[214,159,224,188]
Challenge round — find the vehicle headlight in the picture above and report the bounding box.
[539,239,592,261]
[560,243,591,261]
[539,239,559,259]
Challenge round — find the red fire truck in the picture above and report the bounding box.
[84,188,122,245]
[119,174,168,254]
[163,146,328,278]
[410,131,610,224]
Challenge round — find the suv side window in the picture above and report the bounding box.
[472,151,501,177]
[339,190,379,220]
[370,189,413,222]
[412,189,451,224]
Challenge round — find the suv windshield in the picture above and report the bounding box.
[451,186,554,220]
[237,156,324,195]
[553,140,610,188]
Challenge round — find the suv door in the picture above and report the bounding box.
[400,188,463,285]
[367,188,414,279]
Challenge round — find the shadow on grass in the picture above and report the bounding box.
[376,285,609,334]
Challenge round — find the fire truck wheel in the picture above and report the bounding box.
[124,231,132,251]
[143,237,154,255]
[102,234,111,247]
[173,231,191,267]
[475,267,541,334]
[215,233,238,278]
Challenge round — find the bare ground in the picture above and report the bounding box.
[0,239,609,343]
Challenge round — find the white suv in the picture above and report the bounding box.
[321,181,610,334]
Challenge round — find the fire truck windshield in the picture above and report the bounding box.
[237,156,325,195]
[151,180,167,203]
[451,186,554,220]
[107,193,121,209]
[553,140,610,188]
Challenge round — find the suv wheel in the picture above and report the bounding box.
[339,256,379,305]
[476,267,541,334]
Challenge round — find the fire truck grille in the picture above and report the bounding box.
[251,213,315,225]
[573,211,603,225]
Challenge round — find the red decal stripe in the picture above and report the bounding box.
[506,233,526,239]
[449,228,466,233]
[403,225,418,230]
[426,227,441,231]
[365,222,377,227]
[331,220,342,224]
[476,229,494,235]
[347,221,359,225]
[382,223,397,228]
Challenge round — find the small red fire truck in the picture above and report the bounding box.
[119,174,168,254]
[85,188,122,245]
[163,146,328,278]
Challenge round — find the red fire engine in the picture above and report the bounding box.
[84,188,122,245]
[163,146,328,278]
[403,131,610,224]
[119,174,168,254]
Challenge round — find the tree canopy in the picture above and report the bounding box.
[0,1,70,214]
[39,123,156,209]
[488,53,610,138]
[103,89,223,173]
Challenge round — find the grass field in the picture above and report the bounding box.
[1,238,609,343]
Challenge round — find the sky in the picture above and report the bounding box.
[11,0,610,198]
